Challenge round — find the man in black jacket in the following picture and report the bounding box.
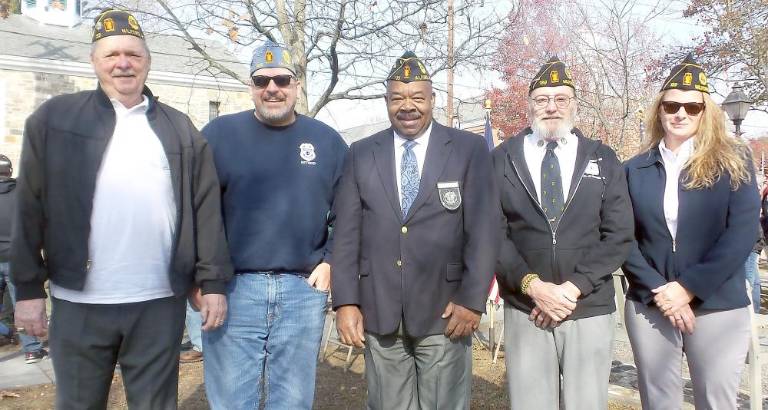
[492,57,633,409]
[11,10,232,409]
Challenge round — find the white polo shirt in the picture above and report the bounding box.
[51,96,177,304]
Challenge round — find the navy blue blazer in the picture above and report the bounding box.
[331,122,499,337]
[622,147,759,310]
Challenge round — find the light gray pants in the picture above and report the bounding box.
[625,300,750,410]
[364,330,472,410]
[504,306,615,410]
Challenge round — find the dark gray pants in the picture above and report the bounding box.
[364,329,472,410]
[50,296,186,410]
[625,300,750,410]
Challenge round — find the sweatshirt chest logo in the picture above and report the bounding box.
[299,142,317,165]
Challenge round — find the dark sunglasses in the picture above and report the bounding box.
[661,101,705,116]
[252,75,294,88]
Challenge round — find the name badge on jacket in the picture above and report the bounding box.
[437,181,462,210]
[583,158,603,179]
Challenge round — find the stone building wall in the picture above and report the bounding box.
[0,68,251,176]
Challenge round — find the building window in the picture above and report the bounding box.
[209,101,220,121]
[26,0,36,7]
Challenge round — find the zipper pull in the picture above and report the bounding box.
[672,239,676,253]
[552,232,557,246]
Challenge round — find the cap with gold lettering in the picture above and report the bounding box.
[529,56,575,95]
[92,9,144,42]
[387,51,431,83]
[250,40,296,76]
[661,53,709,94]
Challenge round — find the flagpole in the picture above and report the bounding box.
[485,98,496,357]
[447,0,455,127]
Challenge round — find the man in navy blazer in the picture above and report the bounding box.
[331,51,499,409]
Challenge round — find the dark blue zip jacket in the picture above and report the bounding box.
[622,147,759,310]
[492,128,634,319]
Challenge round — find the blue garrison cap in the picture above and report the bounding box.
[250,40,296,76]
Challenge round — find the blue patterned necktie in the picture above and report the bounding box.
[400,140,419,218]
[541,141,565,227]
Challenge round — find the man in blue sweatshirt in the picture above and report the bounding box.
[201,41,348,410]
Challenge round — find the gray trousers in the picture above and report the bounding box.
[364,329,472,410]
[504,306,615,410]
[50,296,186,410]
[625,300,750,410]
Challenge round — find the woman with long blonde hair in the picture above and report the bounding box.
[622,54,759,409]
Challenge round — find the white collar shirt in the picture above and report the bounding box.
[394,123,432,203]
[659,137,694,242]
[523,131,579,203]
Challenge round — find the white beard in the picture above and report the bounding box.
[531,117,574,142]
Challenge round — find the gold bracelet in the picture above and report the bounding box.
[520,273,540,295]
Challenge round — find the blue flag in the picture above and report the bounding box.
[483,112,494,151]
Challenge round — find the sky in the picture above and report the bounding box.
[314,0,767,138]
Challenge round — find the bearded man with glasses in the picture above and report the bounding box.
[491,56,634,409]
[200,40,348,410]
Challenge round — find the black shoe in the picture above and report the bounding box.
[25,349,48,364]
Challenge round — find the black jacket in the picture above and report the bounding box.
[331,122,500,337]
[0,178,16,262]
[492,128,634,319]
[622,147,758,310]
[11,86,233,301]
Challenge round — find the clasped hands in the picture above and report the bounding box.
[527,279,581,329]
[652,281,696,335]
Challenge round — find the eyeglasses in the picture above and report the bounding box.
[252,75,294,88]
[531,95,574,109]
[660,101,705,116]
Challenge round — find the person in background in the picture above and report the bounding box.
[744,224,763,313]
[0,154,46,363]
[180,301,203,362]
[622,53,758,409]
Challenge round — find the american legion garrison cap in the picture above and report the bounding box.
[92,9,144,42]
[387,51,431,83]
[529,56,575,94]
[250,40,296,76]
[661,53,710,94]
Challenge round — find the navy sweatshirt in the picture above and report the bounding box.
[202,111,347,274]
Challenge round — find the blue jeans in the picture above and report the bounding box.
[744,252,761,313]
[185,301,203,351]
[0,262,43,352]
[203,273,329,410]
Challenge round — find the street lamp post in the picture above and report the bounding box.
[721,82,752,138]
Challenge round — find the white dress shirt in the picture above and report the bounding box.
[658,137,694,242]
[523,132,579,203]
[51,96,177,304]
[394,123,432,203]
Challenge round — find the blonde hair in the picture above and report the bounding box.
[641,91,751,190]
